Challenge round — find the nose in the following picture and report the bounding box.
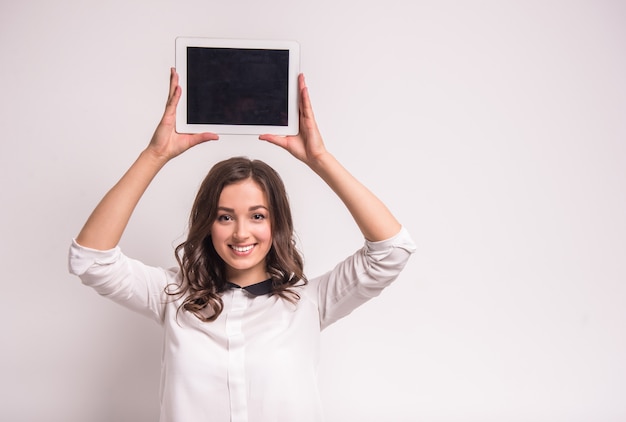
[232,220,250,241]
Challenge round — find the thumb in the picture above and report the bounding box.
[188,132,220,148]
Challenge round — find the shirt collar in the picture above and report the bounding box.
[225,279,273,296]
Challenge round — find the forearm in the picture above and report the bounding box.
[75,149,169,250]
[308,152,401,242]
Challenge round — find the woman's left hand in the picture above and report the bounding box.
[259,74,327,165]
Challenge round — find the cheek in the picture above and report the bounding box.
[209,228,229,262]
[249,223,273,250]
[209,224,226,245]
[260,222,273,243]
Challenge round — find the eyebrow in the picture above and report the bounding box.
[217,205,269,213]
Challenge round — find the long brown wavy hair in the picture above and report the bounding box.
[168,156,306,322]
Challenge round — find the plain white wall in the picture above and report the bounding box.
[1,1,625,421]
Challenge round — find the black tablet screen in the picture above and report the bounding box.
[187,47,290,126]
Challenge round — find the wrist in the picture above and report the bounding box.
[140,147,171,169]
[309,152,345,180]
[307,150,335,173]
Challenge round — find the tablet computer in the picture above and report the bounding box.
[175,37,300,135]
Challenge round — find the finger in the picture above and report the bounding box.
[164,69,180,113]
[164,84,181,119]
[259,134,289,149]
[168,68,178,101]
[300,87,311,116]
[188,132,220,147]
[299,84,315,121]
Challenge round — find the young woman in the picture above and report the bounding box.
[69,68,416,422]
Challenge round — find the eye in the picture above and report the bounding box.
[217,214,233,222]
[252,213,266,221]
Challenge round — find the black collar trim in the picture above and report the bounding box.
[225,278,273,296]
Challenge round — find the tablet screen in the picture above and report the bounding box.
[187,47,290,127]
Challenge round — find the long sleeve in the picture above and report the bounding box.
[68,239,173,324]
[311,226,416,330]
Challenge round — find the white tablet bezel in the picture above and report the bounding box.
[175,37,300,135]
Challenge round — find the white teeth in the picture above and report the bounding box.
[231,245,254,253]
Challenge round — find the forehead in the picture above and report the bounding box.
[218,178,268,207]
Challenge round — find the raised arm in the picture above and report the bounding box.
[75,69,219,250]
[259,74,401,242]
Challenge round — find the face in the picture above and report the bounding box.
[211,178,273,287]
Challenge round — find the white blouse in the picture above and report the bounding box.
[68,227,416,422]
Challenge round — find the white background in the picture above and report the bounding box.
[1,1,625,421]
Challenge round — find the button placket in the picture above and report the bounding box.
[225,289,249,422]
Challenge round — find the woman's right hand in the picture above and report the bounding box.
[147,68,219,161]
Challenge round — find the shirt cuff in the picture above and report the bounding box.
[364,226,417,261]
[68,238,122,276]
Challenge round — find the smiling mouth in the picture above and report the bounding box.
[230,244,254,253]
